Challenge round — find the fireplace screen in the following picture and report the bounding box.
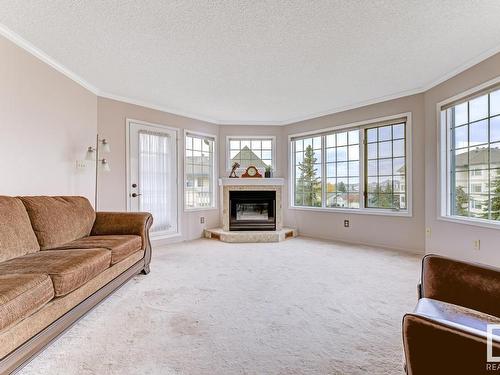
[229,190,276,231]
[236,203,269,221]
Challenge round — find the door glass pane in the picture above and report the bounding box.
[139,131,172,234]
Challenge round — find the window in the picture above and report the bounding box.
[290,115,410,214]
[441,86,500,222]
[325,130,360,208]
[471,183,483,193]
[365,123,407,210]
[294,136,322,207]
[185,132,216,210]
[227,136,274,171]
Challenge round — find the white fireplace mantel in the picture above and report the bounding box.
[219,177,285,186]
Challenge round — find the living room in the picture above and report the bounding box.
[1,2,500,374]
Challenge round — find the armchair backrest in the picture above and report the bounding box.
[422,254,500,317]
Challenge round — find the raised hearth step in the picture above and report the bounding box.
[204,227,297,243]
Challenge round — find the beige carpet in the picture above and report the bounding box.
[20,237,421,375]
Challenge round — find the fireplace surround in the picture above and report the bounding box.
[204,178,297,242]
[229,190,276,231]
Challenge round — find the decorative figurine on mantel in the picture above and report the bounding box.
[229,162,240,178]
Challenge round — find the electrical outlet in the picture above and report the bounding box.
[473,240,481,251]
[75,160,87,169]
[344,219,350,228]
[200,217,205,224]
[425,227,431,237]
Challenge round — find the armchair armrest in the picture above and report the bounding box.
[91,212,153,273]
[421,254,500,317]
[403,299,500,375]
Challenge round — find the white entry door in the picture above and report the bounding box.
[127,120,178,238]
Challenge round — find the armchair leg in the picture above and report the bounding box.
[141,264,150,275]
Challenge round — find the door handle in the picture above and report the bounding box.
[131,193,142,198]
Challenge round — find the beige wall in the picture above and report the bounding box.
[424,52,500,266]
[0,35,96,200]
[97,97,220,242]
[4,27,500,257]
[282,94,426,253]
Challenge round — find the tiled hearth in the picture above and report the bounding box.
[204,178,298,243]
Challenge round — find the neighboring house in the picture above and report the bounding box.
[326,193,359,209]
[364,164,406,209]
[231,146,269,170]
[455,147,500,215]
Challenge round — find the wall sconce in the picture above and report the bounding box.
[87,135,111,209]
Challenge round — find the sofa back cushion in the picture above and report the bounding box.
[0,196,40,262]
[20,196,96,249]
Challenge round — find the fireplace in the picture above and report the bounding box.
[229,190,276,231]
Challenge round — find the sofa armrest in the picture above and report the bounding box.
[403,298,500,375]
[91,212,153,273]
[421,254,500,317]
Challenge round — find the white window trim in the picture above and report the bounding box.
[183,129,218,212]
[437,75,500,229]
[288,112,413,217]
[225,135,276,172]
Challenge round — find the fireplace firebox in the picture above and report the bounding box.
[229,190,276,231]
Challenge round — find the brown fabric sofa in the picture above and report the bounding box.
[0,196,152,374]
[403,254,500,374]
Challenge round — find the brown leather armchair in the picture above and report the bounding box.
[403,254,500,375]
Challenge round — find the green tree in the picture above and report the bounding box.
[296,145,321,206]
[369,181,393,208]
[483,176,500,220]
[455,186,469,217]
[337,181,347,193]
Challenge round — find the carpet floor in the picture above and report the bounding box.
[20,237,421,375]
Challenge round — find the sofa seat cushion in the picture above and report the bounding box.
[0,274,54,331]
[19,196,96,249]
[50,235,142,265]
[0,249,111,297]
[0,196,40,263]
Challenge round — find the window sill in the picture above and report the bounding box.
[288,205,412,217]
[437,215,500,230]
[151,232,182,240]
[184,206,218,213]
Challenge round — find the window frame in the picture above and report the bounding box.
[225,135,276,172]
[438,76,500,229]
[288,112,413,217]
[183,129,218,212]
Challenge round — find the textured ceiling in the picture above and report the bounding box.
[1,1,500,124]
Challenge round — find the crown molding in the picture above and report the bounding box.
[97,92,220,125]
[1,22,500,127]
[274,87,425,126]
[419,42,500,92]
[0,22,99,95]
